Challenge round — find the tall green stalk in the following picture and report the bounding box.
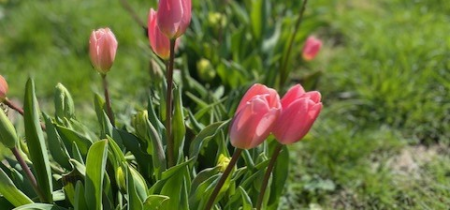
[256,143,283,210]
[102,74,115,126]
[165,39,176,167]
[278,0,309,90]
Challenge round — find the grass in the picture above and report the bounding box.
[1,0,450,209]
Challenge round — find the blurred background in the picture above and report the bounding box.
[1,0,450,209]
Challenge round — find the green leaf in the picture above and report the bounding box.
[117,129,152,179]
[0,167,33,207]
[13,203,68,210]
[143,195,169,210]
[126,165,143,210]
[189,120,230,160]
[172,86,186,164]
[23,78,53,203]
[250,0,268,42]
[85,139,108,210]
[160,166,189,210]
[74,181,87,210]
[56,124,92,156]
[0,108,19,148]
[43,113,72,169]
[238,186,253,210]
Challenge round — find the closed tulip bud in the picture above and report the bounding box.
[148,9,171,59]
[89,28,118,74]
[302,36,322,61]
[54,83,75,120]
[115,166,126,193]
[273,84,322,144]
[0,108,19,148]
[196,58,216,81]
[0,75,8,102]
[230,84,281,149]
[157,0,191,39]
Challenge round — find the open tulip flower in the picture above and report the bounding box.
[89,28,118,74]
[157,0,192,39]
[230,84,281,149]
[273,84,322,144]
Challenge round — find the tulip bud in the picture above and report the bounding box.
[89,28,118,74]
[115,166,126,193]
[196,58,216,81]
[217,154,231,173]
[157,0,192,39]
[302,36,322,61]
[148,9,171,59]
[273,84,322,144]
[0,75,8,102]
[132,110,151,144]
[54,83,75,120]
[230,84,281,149]
[0,108,19,148]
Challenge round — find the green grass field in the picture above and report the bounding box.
[1,0,450,209]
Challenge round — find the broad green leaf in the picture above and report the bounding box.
[85,140,108,210]
[117,130,152,179]
[71,142,84,165]
[160,165,189,210]
[13,203,68,210]
[56,125,92,156]
[172,86,186,164]
[23,78,53,202]
[0,167,33,207]
[250,0,267,41]
[74,181,87,210]
[143,195,169,210]
[43,113,71,170]
[189,120,230,160]
[0,108,19,148]
[126,166,143,210]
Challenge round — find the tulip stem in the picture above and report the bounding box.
[165,39,176,167]
[11,147,45,201]
[278,0,309,90]
[4,98,24,115]
[204,148,243,210]
[101,74,115,126]
[256,143,284,210]
[4,98,46,130]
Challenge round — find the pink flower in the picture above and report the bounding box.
[230,84,281,149]
[148,9,172,60]
[0,75,8,102]
[157,0,191,39]
[89,28,118,74]
[273,84,322,144]
[302,36,322,61]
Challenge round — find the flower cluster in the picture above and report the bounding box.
[230,83,322,148]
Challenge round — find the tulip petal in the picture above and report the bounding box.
[237,84,280,113]
[273,98,322,144]
[281,84,306,108]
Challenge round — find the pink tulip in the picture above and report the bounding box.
[302,36,322,61]
[0,75,8,101]
[148,9,172,60]
[157,0,191,39]
[89,28,118,74]
[273,84,322,144]
[230,84,281,149]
